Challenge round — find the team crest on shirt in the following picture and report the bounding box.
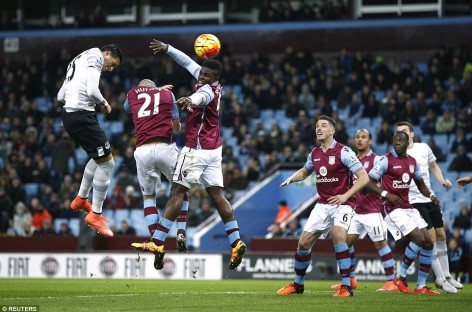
[182,170,188,178]
[409,165,414,173]
[328,156,335,165]
[402,173,410,183]
[363,161,370,168]
[105,141,110,150]
[319,166,327,176]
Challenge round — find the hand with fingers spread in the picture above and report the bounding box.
[176,97,193,112]
[150,39,169,55]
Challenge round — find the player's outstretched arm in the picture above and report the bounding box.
[429,161,451,188]
[280,167,311,188]
[149,39,169,54]
[456,175,472,188]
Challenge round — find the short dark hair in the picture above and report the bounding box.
[396,121,413,132]
[202,59,222,77]
[318,115,336,128]
[100,44,124,64]
[394,131,409,141]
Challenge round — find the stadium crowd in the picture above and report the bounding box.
[0,39,471,275]
[0,1,350,30]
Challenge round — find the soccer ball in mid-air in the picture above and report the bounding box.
[194,34,221,59]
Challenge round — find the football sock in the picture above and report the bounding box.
[78,159,97,198]
[335,243,351,287]
[224,220,241,247]
[91,158,114,214]
[417,248,433,288]
[432,242,446,281]
[294,249,311,285]
[152,217,173,246]
[177,194,189,232]
[349,246,356,277]
[436,240,452,278]
[378,245,395,280]
[144,199,159,236]
[399,241,421,277]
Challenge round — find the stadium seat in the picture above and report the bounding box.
[35,97,51,113]
[260,109,274,121]
[274,109,286,122]
[221,127,233,140]
[24,183,39,198]
[114,209,130,225]
[129,209,148,236]
[356,117,371,130]
[68,219,80,236]
[75,147,89,165]
[110,121,124,135]
[54,218,69,233]
[416,62,429,75]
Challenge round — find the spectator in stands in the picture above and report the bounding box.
[399,100,419,125]
[30,197,53,230]
[245,158,261,183]
[189,199,215,227]
[298,83,316,111]
[435,109,456,134]
[453,202,471,235]
[450,128,470,153]
[105,185,126,209]
[285,94,307,118]
[50,132,76,178]
[267,222,284,238]
[58,222,73,237]
[155,188,169,210]
[226,166,248,190]
[334,120,349,145]
[57,198,76,219]
[427,137,446,162]
[117,145,137,176]
[361,94,379,119]
[283,218,302,238]
[421,109,437,135]
[0,186,15,233]
[441,90,462,115]
[447,238,464,281]
[448,145,472,172]
[33,219,56,236]
[347,93,364,119]
[274,200,292,225]
[117,220,136,235]
[316,95,333,117]
[376,120,393,145]
[7,177,26,205]
[123,185,140,208]
[11,201,32,236]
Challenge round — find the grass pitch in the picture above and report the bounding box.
[0,279,470,312]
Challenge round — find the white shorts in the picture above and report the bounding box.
[384,208,428,241]
[304,203,354,234]
[348,212,388,242]
[173,146,223,188]
[134,142,179,196]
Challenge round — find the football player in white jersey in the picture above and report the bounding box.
[396,121,462,293]
[57,44,123,237]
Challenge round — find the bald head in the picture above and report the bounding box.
[138,79,156,87]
